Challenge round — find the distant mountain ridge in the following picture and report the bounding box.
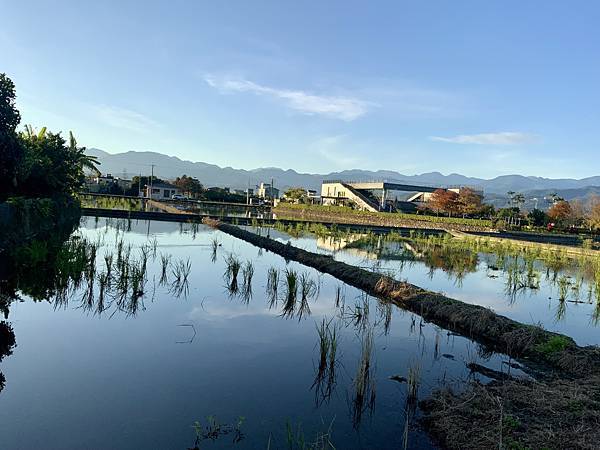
[86,149,600,204]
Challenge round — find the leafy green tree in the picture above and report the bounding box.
[0,73,23,197]
[527,208,548,227]
[17,126,96,197]
[284,187,309,204]
[174,175,204,198]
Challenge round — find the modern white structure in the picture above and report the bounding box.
[320,180,482,212]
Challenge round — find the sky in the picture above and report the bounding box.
[1,0,599,179]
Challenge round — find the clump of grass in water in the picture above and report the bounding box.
[557,275,571,302]
[190,415,245,449]
[342,293,371,331]
[210,236,220,263]
[240,260,254,303]
[351,327,376,429]
[312,318,339,405]
[298,272,317,320]
[170,258,191,298]
[281,268,298,318]
[280,419,336,450]
[376,300,393,336]
[224,254,242,296]
[334,284,345,308]
[159,253,171,286]
[266,267,279,308]
[402,361,422,450]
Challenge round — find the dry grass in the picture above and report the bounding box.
[421,376,600,450]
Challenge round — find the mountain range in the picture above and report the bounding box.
[87,148,600,206]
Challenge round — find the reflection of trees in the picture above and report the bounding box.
[0,321,16,393]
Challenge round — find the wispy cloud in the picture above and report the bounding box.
[430,132,538,145]
[93,105,160,132]
[204,75,371,121]
[308,135,366,168]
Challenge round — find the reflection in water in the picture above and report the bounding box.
[312,318,339,406]
[266,267,279,308]
[350,327,376,429]
[240,261,254,303]
[281,269,298,319]
[402,361,422,450]
[0,321,16,393]
[272,225,600,342]
[0,219,535,448]
[224,254,242,296]
[189,415,245,449]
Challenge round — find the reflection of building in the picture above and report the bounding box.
[256,182,279,200]
[316,234,379,260]
[144,182,181,200]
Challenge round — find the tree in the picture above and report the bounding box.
[429,189,460,216]
[284,187,309,204]
[17,126,93,197]
[570,199,586,227]
[174,175,204,198]
[69,131,101,176]
[0,73,23,196]
[457,188,483,217]
[588,195,600,231]
[547,200,573,226]
[527,208,548,227]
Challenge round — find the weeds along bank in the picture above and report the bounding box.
[204,218,600,450]
[273,204,495,232]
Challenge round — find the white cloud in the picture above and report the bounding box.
[93,105,160,132]
[204,75,370,121]
[429,132,538,145]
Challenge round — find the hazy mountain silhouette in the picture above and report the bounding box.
[87,149,600,201]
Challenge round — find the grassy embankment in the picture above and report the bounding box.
[274,203,494,231]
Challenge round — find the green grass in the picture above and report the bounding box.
[535,335,571,355]
[275,203,494,228]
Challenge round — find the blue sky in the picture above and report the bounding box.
[2,1,599,178]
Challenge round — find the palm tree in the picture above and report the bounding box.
[69,131,101,176]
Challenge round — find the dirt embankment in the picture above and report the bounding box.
[274,205,494,233]
[204,218,600,450]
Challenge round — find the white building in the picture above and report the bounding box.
[256,182,280,200]
[144,182,182,200]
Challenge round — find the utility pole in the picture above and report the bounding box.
[149,164,155,200]
[138,172,142,197]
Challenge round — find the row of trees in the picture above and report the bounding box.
[541,197,600,230]
[1,74,99,200]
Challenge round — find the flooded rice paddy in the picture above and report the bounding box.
[262,224,600,346]
[0,218,531,449]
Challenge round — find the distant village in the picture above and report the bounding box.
[85,172,483,213]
